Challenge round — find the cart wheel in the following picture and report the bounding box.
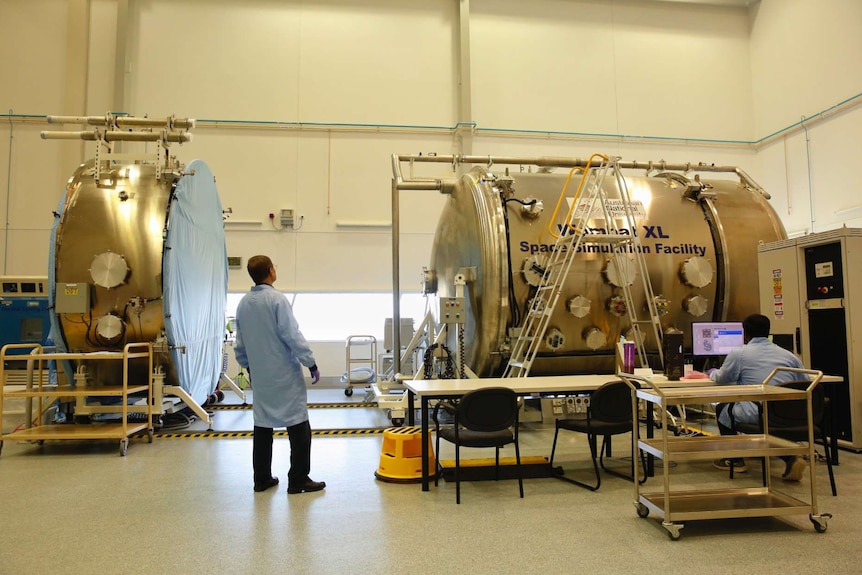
[0,440,4,455]
[391,418,404,426]
[147,429,154,443]
[810,513,831,533]
[344,387,354,397]
[662,522,682,541]
[38,440,45,446]
[120,439,128,456]
[635,503,649,518]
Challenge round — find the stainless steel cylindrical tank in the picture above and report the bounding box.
[50,159,227,405]
[428,166,786,376]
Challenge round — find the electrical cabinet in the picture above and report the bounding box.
[758,228,862,450]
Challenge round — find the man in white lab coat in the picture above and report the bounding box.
[234,255,325,494]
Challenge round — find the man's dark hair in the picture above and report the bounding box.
[743,314,771,339]
[247,255,273,285]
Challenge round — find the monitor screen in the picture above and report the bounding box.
[691,321,744,356]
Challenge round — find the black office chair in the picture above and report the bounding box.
[732,380,836,496]
[549,380,646,491]
[432,387,523,504]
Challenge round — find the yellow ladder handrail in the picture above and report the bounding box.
[546,152,609,239]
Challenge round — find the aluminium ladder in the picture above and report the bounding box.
[502,154,664,378]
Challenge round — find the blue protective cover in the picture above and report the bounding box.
[162,159,228,405]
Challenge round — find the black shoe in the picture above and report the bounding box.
[713,458,748,473]
[254,476,279,492]
[287,478,326,494]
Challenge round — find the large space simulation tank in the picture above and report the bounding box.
[43,115,227,408]
[395,154,786,377]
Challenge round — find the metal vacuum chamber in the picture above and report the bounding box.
[50,158,227,406]
[420,160,785,376]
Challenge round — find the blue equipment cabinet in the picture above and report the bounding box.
[0,277,51,360]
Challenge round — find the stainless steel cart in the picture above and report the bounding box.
[621,368,831,540]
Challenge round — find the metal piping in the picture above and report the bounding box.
[4,110,13,275]
[395,153,761,181]
[390,153,445,375]
[47,115,195,129]
[40,130,193,143]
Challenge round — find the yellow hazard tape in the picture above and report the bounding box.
[147,427,388,439]
[209,402,378,410]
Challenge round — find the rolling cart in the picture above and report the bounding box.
[344,335,377,399]
[621,368,830,540]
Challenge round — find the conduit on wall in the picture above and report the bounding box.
[4,109,14,275]
[2,91,860,150]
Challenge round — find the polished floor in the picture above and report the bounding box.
[2,386,862,574]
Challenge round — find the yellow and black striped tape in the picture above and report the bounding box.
[209,402,377,410]
[145,427,388,439]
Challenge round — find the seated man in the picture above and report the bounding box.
[708,313,808,481]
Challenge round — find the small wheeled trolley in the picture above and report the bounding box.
[344,335,377,398]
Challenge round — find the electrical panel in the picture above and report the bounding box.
[55,283,90,314]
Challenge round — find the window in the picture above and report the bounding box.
[226,292,429,341]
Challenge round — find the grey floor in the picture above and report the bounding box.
[2,386,862,575]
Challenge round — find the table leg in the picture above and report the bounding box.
[828,389,839,465]
[646,402,655,477]
[408,390,415,426]
[421,396,430,491]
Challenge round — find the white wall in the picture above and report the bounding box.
[2,0,861,372]
[750,0,862,235]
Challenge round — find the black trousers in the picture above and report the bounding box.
[253,420,313,485]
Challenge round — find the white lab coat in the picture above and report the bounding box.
[234,284,317,428]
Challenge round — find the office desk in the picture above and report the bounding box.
[404,374,713,492]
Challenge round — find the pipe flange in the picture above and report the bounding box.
[680,256,714,288]
[607,295,628,317]
[522,255,547,287]
[683,294,709,317]
[604,255,637,287]
[545,328,566,351]
[583,327,607,350]
[90,251,129,289]
[567,295,591,318]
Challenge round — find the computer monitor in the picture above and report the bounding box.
[691,321,745,356]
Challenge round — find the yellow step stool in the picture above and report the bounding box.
[374,426,436,483]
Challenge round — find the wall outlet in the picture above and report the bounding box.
[280,209,295,227]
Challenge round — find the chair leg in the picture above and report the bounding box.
[599,434,633,483]
[821,434,837,496]
[549,425,560,468]
[515,439,524,498]
[495,447,500,481]
[550,428,600,491]
[455,443,461,504]
[434,434,441,487]
[587,434,602,490]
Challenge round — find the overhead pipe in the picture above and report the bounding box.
[47,114,195,130]
[40,129,192,143]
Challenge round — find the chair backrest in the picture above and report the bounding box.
[457,387,519,432]
[589,380,633,424]
[770,380,824,427]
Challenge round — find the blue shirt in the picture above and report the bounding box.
[709,337,806,427]
[234,284,317,428]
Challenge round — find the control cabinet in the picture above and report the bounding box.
[758,228,862,450]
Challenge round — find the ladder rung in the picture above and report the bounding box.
[508,361,526,368]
